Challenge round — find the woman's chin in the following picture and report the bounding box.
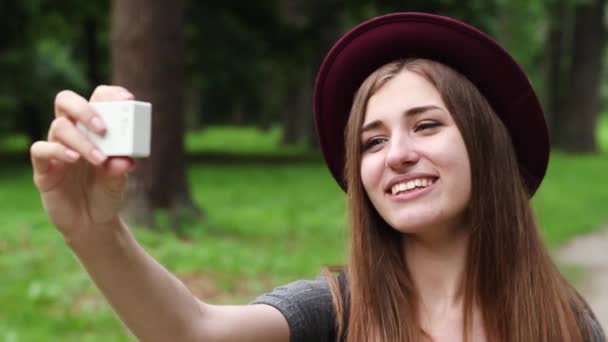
[385,211,438,232]
[388,220,435,235]
[385,212,466,239]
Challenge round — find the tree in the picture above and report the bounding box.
[111,0,202,230]
[554,0,606,152]
[279,0,343,147]
[0,1,92,145]
[544,0,569,133]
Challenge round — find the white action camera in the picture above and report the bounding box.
[79,101,152,157]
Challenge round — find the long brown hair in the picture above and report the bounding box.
[325,59,596,341]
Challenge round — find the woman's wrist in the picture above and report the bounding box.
[63,217,129,257]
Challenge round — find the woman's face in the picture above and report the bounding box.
[360,70,471,236]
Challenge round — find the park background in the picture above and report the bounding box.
[1,0,607,340]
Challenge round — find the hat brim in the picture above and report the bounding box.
[313,12,549,195]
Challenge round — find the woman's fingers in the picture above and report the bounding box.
[54,86,134,139]
[55,90,106,135]
[103,157,136,176]
[90,85,134,102]
[97,158,135,194]
[31,141,134,193]
[30,141,81,192]
[48,116,107,166]
[30,141,80,174]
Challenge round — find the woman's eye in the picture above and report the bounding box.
[363,137,386,150]
[414,121,441,132]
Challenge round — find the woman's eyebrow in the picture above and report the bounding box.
[406,105,443,116]
[361,105,444,133]
[361,120,383,134]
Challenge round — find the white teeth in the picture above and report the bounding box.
[391,178,435,195]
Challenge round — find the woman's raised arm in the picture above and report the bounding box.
[30,86,289,342]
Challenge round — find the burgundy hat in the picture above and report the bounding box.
[313,12,549,196]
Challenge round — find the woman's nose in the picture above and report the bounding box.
[385,135,420,170]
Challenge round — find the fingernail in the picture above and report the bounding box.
[65,149,80,161]
[91,149,107,164]
[120,90,134,99]
[91,116,106,132]
[128,159,137,172]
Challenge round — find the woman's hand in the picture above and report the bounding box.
[30,85,137,239]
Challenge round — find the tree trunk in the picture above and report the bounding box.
[111,0,202,231]
[279,0,341,147]
[309,3,342,148]
[20,102,46,145]
[257,77,275,132]
[300,69,316,147]
[544,0,568,137]
[280,65,312,146]
[83,15,102,87]
[555,0,605,152]
[279,0,310,146]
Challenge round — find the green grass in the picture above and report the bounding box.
[599,112,608,152]
[186,125,309,155]
[533,152,608,247]
[0,164,347,341]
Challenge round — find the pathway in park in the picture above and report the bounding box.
[557,226,608,332]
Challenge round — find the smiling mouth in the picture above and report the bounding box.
[390,177,438,196]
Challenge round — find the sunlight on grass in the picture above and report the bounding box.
[186,125,310,154]
[533,151,608,247]
[599,113,608,152]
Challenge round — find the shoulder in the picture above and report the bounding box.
[251,276,336,342]
[252,277,334,311]
[583,308,606,342]
[572,294,606,342]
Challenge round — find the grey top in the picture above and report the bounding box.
[251,276,606,342]
[251,277,337,342]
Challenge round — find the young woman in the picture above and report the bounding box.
[31,12,604,342]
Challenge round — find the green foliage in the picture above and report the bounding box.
[184,1,285,125]
[0,0,109,139]
[0,134,29,153]
[2,0,606,148]
[493,0,546,87]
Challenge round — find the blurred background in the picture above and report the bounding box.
[1,0,607,340]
